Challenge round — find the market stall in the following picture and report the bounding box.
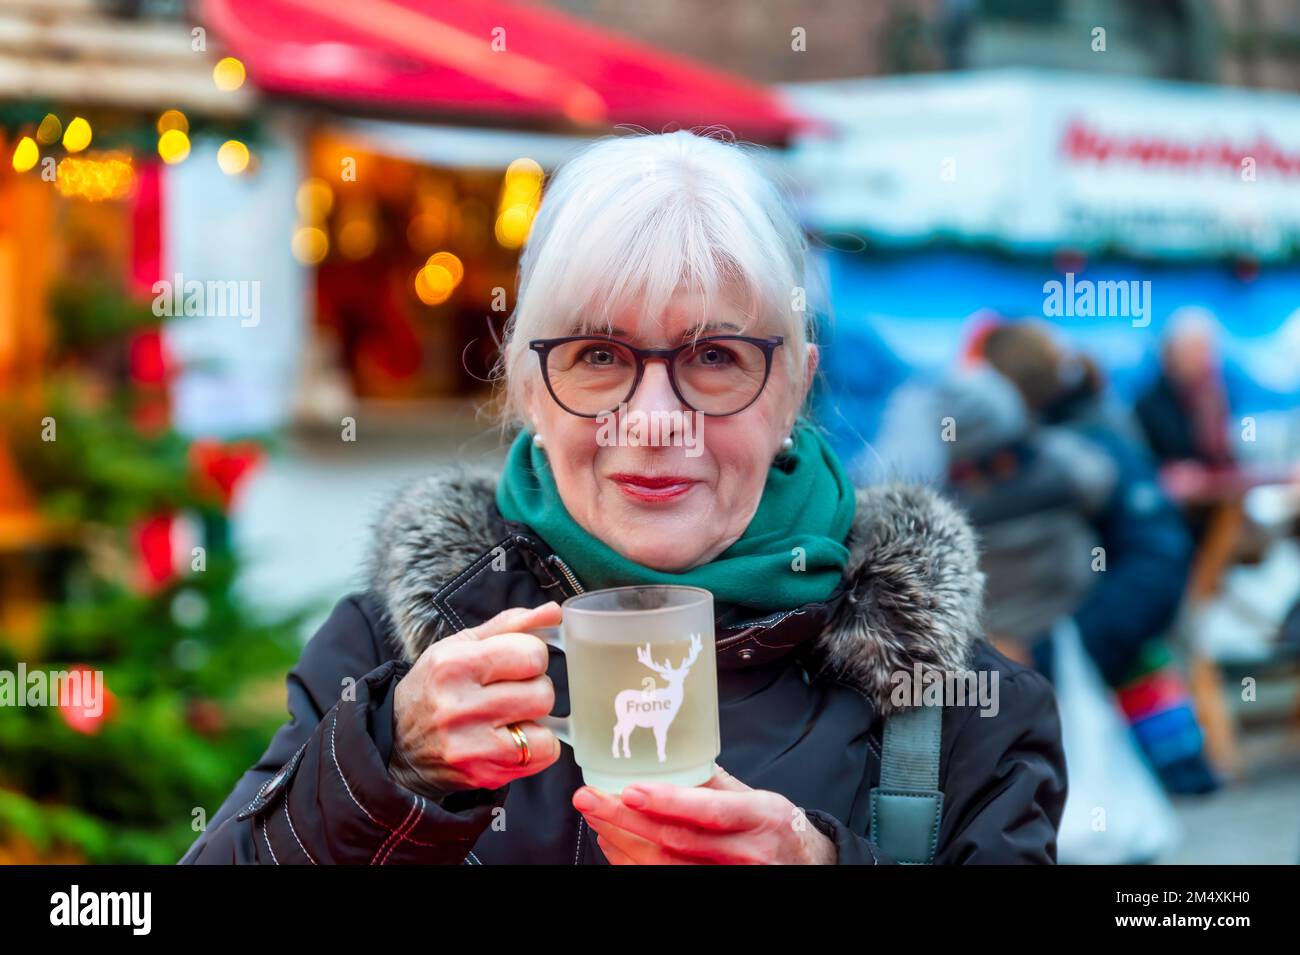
[194,0,808,429]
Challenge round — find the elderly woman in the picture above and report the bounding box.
[181,131,1066,865]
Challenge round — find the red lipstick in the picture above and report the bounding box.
[608,473,699,504]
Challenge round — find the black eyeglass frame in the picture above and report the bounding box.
[528,334,785,418]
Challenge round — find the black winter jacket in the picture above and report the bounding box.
[180,471,1067,865]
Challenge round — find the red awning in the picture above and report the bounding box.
[198,0,810,144]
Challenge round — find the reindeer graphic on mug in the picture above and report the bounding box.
[611,633,703,762]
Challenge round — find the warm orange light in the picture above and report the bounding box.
[158,129,191,164]
[495,158,543,249]
[213,57,246,92]
[296,178,334,222]
[217,140,250,175]
[12,137,38,173]
[495,205,534,249]
[426,252,464,286]
[415,265,455,305]
[54,154,135,201]
[505,157,543,185]
[157,109,189,134]
[292,226,329,265]
[62,117,92,153]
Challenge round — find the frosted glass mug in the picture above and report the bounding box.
[530,585,720,794]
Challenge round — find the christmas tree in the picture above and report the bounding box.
[0,270,306,864]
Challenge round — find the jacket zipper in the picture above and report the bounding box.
[547,552,586,863]
[548,553,585,596]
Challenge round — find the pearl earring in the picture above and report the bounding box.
[532,432,545,449]
[781,435,794,453]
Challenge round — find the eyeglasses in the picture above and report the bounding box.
[528,334,784,418]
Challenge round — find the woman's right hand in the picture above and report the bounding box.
[390,601,564,794]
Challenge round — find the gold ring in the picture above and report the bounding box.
[506,723,530,766]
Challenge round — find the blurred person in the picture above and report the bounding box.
[982,322,1215,795]
[1134,308,1264,549]
[981,320,1192,684]
[1135,308,1235,469]
[181,131,1066,865]
[937,367,1116,660]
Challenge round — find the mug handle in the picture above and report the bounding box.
[528,625,572,747]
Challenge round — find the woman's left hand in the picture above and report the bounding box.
[572,765,837,865]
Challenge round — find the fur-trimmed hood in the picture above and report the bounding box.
[367,468,984,716]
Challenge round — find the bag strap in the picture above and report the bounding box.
[869,704,945,864]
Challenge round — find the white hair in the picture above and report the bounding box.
[1165,306,1221,346]
[497,129,819,425]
